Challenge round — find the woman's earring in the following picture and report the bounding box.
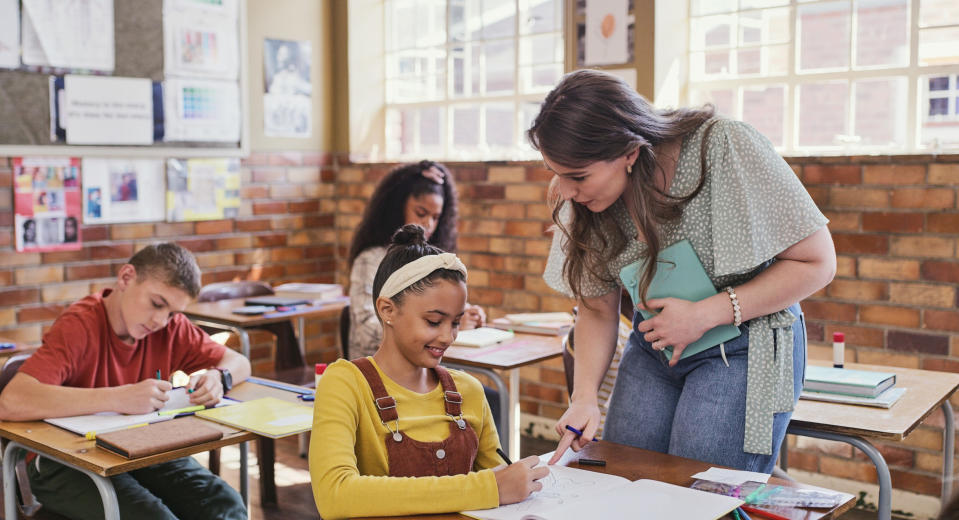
[386,320,392,326]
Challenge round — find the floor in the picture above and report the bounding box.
[4,435,876,519]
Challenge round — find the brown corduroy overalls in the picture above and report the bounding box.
[352,358,479,477]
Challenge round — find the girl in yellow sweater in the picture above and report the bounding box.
[310,224,549,519]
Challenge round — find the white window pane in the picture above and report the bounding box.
[691,0,736,16]
[855,0,908,68]
[919,26,959,66]
[390,0,418,50]
[485,41,515,94]
[738,48,761,74]
[521,0,561,34]
[690,15,734,50]
[519,34,563,65]
[919,0,959,28]
[451,45,479,97]
[706,50,732,75]
[483,0,516,39]
[453,106,480,147]
[798,81,849,146]
[742,85,786,147]
[415,0,447,48]
[764,44,790,75]
[693,88,736,117]
[420,106,444,149]
[485,103,515,148]
[520,100,542,151]
[798,1,851,72]
[741,0,789,8]
[853,77,906,147]
[385,107,415,157]
[739,8,790,45]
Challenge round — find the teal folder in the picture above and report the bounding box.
[619,239,741,360]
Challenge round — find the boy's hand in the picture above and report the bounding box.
[117,379,172,414]
[188,370,223,407]
[493,455,550,505]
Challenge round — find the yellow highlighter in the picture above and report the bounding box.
[85,422,149,441]
[158,405,205,416]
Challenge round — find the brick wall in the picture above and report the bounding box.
[2,151,958,500]
[0,151,342,374]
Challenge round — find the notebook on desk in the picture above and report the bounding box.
[243,296,309,307]
[96,417,223,459]
[619,239,741,360]
[196,397,313,438]
[462,465,742,520]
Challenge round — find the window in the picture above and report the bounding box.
[382,0,564,161]
[688,0,959,154]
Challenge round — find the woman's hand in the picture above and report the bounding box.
[421,165,446,184]
[548,399,601,464]
[461,304,486,329]
[493,456,550,505]
[636,297,713,366]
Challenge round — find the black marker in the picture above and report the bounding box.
[577,458,606,467]
[496,447,513,465]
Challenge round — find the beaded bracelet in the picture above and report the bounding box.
[724,286,742,327]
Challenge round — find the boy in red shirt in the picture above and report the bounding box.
[0,243,251,520]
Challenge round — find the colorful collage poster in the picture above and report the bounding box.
[165,158,240,222]
[13,157,82,252]
[82,158,166,224]
[162,0,239,80]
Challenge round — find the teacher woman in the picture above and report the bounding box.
[529,70,836,472]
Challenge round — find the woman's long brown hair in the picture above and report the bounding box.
[527,69,716,307]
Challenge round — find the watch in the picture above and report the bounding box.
[218,368,233,392]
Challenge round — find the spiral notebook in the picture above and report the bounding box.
[619,239,741,360]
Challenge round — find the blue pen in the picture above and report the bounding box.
[298,394,315,402]
[736,507,752,520]
[565,424,599,441]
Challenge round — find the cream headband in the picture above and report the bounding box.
[379,253,468,299]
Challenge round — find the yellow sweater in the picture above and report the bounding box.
[310,358,501,519]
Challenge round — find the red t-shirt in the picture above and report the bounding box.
[21,289,227,388]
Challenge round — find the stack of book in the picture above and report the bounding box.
[273,282,344,303]
[489,312,574,336]
[800,365,905,408]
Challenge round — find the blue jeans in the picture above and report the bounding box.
[604,303,806,473]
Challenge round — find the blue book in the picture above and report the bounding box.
[619,239,741,360]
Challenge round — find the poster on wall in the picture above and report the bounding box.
[21,0,115,72]
[163,78,241,142]
[165,158,240,222]
[81,158,166,224]
[162,0,239,80]
[13,157,82,252]
[585,0,629,66]
[0,0,19,69]
[263,38,312,138]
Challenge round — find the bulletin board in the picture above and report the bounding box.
[0,0,249,158]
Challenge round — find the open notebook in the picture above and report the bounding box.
[462,465,743,520]
[45,387,234,436]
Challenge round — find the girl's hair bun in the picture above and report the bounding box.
[390,224,428,247]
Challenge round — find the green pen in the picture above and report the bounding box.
[156,369,161,380]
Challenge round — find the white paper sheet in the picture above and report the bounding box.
[585,0,628,66]
[0,0,20,69]
[81,158,166,224]
[64,75,153,145]
[21,0,114,71]
[691,467,773,486]
[163,78,240,142]
[162,0,239,80]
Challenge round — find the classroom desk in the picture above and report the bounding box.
[442,334,565,462]
[356,440,856,520]
[786,361,959,520]
[0,337,38,360]
[0,418,255,520]
[183,298,346,359]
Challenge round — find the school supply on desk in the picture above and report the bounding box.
[0,342,16,350]
[273,282,344,302]
[690,480,849,508]
[231,305,273,315]
[196,397,313,438]
[619,239,741,360]
[95,417,223,459]
[801,386,906,408]
[462,465,743,520]
[45,387,236,437]
[803,365,896,398]
[246,376,315,395]
[243,296,309,307]
[489,312,573,336]
[451,327,515,348]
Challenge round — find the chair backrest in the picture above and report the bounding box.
[562,326,575,398]
[0,353,31,395]
[339,304,351,359]
[197,281,275,303]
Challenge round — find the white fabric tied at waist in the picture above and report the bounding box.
[379,253,468,299]
[743,308,797,455]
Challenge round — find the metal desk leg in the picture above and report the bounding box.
[297,316,307,358]
[789,426,892,520]
[943,401,955,503]
[4,442,121,520]
[239,441,249,512]
[442,363,511,457]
